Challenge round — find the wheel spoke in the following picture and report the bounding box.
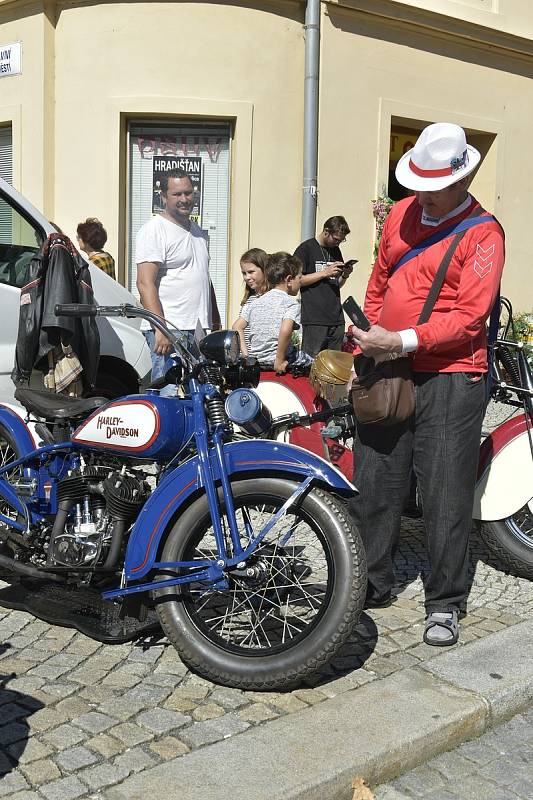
[179,496,334,654]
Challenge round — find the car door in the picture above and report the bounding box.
[0,193,42,398]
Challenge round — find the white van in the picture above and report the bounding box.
[0,178,151,400]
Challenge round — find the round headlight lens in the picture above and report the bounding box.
[223,331,241,366]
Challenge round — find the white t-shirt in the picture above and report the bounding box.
[135,215,211,331]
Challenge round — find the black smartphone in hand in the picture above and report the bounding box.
[343,259,358,270]
[342,296,371,332]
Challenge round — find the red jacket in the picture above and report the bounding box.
[364,195,505,373]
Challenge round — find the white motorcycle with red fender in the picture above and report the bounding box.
[473,312,533,577]
[255,298,533,578]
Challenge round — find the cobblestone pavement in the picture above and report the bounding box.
[375,706,533,800]
[0,401,530,798]
[1,520,532,799]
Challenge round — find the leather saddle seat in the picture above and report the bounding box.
[14,388,108,421]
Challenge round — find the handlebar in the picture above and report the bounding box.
[54,303,199,368]
[269,403,355,436]
[55,304,98,317]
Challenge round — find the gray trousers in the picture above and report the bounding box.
[349,371,485,614]
[302,324,344,358]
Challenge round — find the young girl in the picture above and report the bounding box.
[232,248,268,352]
[234,252,303,373]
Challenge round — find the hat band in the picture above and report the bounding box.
[409,149,468,179]
[408,159,454,178]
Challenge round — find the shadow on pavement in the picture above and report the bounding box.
[0,643,44,779]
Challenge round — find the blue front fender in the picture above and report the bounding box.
[124,438,355,580]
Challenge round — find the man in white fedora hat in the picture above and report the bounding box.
[349,122,505,646]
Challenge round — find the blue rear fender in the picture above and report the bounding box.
[0,405,36,456]
[124,438,356,580]
[0,405,38,520]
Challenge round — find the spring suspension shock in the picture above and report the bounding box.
[206,396,227,427]
[496,344,521,387]
[200,364,229,428]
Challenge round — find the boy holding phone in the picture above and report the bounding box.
[293,216,356,357]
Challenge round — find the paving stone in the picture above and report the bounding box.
[38,683,78,700]
[237,703,278,723]
[125,645,165,663]
[85,733,124,758]
[0,702,30,723]
[179,714,250,748]
[362,657,399,677]
[65,638,102,656]
[19,758,61,786]
[457,738,501,765]
[153,652,188,676]
[0,658,37,675]
[0,722,29,746]
[481,757,528,786]
[54,697,93,718]
[5,677,46,694]
[428,751,479,782]
[0,752,12,775]
[68,668,108,686]
[169,682,209,702]
[136,708,190,734]
[72,712,117,734]
[7,791,42,800]
[267,694,307,713]
[0,771,29,796]
[113,746,158,774]
[101,669,143,689]
[96,697,145,721]
[39,775,87,800]
[77,762,130,791]
[78,687,118,704]
[149,736,190,759]
[27,708,66,733]
[28,664,71,681]
[55,746,99,772]
[41,723,86,749]
[108,722,154,746]
[8,737,53,765]
[192,703,225,721]
[293,688,328,705]
[163,695,198,713]
[122,684,171,705]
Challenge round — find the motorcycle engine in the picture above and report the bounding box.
[48,464,150,568]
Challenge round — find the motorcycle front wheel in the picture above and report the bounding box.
[480,502,533,579]
[154,477,367,690]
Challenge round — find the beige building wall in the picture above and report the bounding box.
[0,0,532,321]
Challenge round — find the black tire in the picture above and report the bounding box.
[89,372,133,401]
[480,505,533,579]
[154,477,367,690]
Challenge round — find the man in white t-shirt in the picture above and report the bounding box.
[136,168,221,382]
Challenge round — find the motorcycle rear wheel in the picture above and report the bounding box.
[154,477,366,690]
[480,502,533,579]
[0,423,24,522]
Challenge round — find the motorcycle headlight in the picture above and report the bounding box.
[199,330,241,366]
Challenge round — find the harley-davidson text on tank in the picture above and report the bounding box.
[72,400,160,451]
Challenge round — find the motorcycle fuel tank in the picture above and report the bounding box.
[72,393,193,460]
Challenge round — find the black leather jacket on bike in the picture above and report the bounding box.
[11,233,100,390]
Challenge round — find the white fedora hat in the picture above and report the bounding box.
[395,122,481,191]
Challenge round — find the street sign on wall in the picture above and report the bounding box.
[0,42,22,77]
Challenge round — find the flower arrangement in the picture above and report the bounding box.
[372,194,395,258]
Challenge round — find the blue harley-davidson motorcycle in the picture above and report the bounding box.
[0,304,366,690]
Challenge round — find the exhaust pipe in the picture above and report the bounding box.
[0,552,64,582]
